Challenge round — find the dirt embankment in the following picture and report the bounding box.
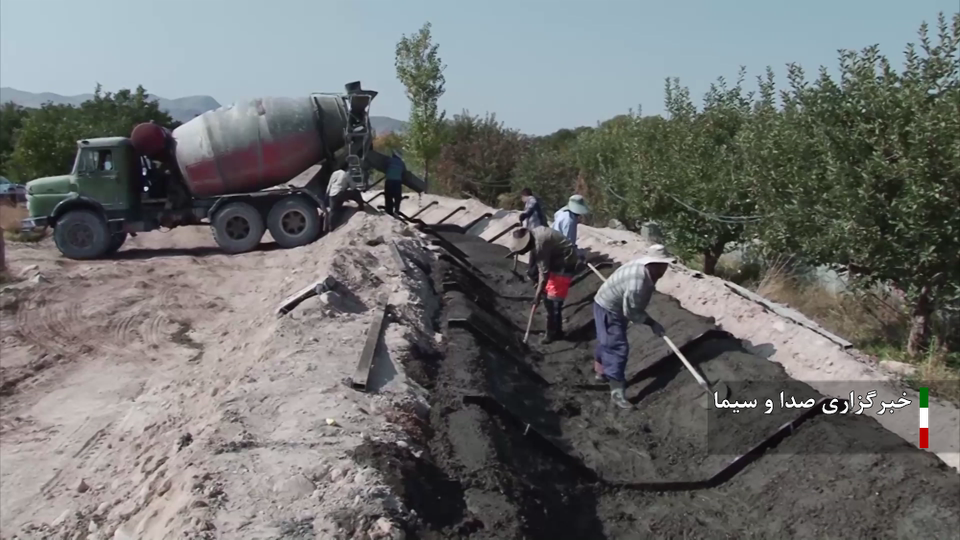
[3,206,959,539]
[1,210,442,539]
[348,228,959,539]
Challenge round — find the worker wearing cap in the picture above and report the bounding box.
[384,150,406,217]
[324,164,365,234]
[592,245,675,409]
[551,194,589,262]
[504,226,580,344]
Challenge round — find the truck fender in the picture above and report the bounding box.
[51,194,106,225]
[295,189,326,213]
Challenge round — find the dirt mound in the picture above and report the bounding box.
[1,211,441,539]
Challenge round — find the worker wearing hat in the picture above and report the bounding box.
[552,194,590,262]
[504,226,580,344]
[592,245,675,409]
[383,150,406,217]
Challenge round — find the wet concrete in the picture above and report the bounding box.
[357,226,960,540]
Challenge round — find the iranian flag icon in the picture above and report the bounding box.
[919,387,929,449]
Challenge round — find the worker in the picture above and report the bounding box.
[517,188,547,280]
[518,187,547,230]
[324,164,365,234]
[592,245,675,409]
[384,150,406,216]
[504,226,580,344]
[551,194,589,262]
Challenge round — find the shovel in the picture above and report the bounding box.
[586,263,730,409]
[522,302,538,344]
[662,335,730,409]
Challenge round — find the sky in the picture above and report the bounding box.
[1,0,956,135]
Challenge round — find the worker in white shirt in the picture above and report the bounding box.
[551,194,589,262]
[324,164,365,234]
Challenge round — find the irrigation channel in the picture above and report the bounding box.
[351,218,960,540]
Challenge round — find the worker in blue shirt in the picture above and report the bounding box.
[552,194,590,262]
[518,187,548,280]
[384,150,406,216]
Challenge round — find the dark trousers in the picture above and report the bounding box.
[384,181,402,216]
[544,298,564,339]
[325,189,364,233]
[593,302,629,382]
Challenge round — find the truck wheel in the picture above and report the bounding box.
[53,209,111,260]
[104,232,128,255]
[267,197,320,249]
[211,202,265,254]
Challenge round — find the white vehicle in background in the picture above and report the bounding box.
[0,176,27,204]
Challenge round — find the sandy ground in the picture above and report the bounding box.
[384,191,960,471]
[1,209,439,539]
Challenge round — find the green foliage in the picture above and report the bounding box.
[754,13,960,354]
[8,85,177,181]
[395,22,447,185]
[511,126,591,215]
[432,111,528,201]
[0,102,31,179]
[373,131,406,155]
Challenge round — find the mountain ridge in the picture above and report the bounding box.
[0,87,408,134]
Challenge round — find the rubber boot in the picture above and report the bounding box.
[553,299,565,341]
[540,299,559,345]
[609,380,633,410]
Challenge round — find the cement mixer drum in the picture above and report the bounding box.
[171,95,349,198]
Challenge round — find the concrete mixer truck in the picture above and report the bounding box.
[19,81,424,260]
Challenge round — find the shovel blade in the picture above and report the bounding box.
[698,382,730,409]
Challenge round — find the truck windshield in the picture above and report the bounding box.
[74,149,115,173]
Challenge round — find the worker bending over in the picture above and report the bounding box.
[504,226,579,344]
[593,245,675,409]
[552,194,589,262]
[324,164,365,234]
[384,150,406,216]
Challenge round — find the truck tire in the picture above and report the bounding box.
[211,201,265,254]
[104,232,128,255]
[54,209,111,260]
[266,196,320,249]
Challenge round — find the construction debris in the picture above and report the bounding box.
[351,294,390,392]
[276,276,340,316]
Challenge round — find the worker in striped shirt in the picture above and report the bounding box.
[593,245,675,409]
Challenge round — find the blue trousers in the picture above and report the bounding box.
[593,302,629,382]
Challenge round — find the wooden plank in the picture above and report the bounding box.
[389,240,409,275]
[724,282,852,349]
[351,295,390,391]
[276,276,338,316]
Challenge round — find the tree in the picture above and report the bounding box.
[373,131,406,156]
[0,102,30,179]
[758,13,960,355]
[395,22,447,189]
[9,85,176,181]
[432,111,528,202]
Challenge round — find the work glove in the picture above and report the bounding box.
[650,320,666,338]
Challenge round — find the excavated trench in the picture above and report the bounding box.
[354,225,960,539]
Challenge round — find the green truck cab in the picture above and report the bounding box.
[23,138,141,258]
